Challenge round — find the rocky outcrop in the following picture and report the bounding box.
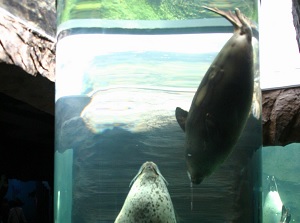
[0,0,56,36]
[262,88,300,146]
[0,8,55,81]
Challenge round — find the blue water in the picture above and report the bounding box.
[262,144,300,222]
[55,34,261,223]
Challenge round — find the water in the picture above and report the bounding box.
[55,32,261,222]
[55,1,261,222]
[262,143,300,223]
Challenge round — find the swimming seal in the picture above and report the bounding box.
[115,161,177,223]
[175,7,254,184]
[263,176,283,222]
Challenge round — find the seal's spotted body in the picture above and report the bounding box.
[115,161,176,223]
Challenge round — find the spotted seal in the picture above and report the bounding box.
[175,7,254,184]
[115,161,177,223]
[263,176,291,223]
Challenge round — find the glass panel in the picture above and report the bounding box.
[55,1,262,223]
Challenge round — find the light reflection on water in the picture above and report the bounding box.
[55,34,228,100]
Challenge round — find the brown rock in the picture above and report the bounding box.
[262,88,300,146]
[0,8,56,81]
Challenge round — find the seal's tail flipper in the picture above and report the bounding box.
[202,6,255,40]
[175,107,188,132]
[203,6,242,31]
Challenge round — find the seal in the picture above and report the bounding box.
[279,205,291,223]
[175,7,254,184]
[263,176,285,223]
[115,161,177,223]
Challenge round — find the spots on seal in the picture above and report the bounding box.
[115,161,177,223]
[175,7,255,184]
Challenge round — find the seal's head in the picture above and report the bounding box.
[186,159,205,185]
[186,149,217,185]
[129,161,168,187]
[115,161,176,223]
[188,172,203,185]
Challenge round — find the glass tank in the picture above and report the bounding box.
[55,0,262,222]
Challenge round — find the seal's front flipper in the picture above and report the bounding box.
[280,205,287,222]
[280,205,292,223]
[175,107,188,132]
[286,213,292,223]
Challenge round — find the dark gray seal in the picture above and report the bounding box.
[115,161,176,223]
[175,7,254,184]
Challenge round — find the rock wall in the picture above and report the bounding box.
[262,88,300,146]
[0,0,56,36]
[0,8,55,81]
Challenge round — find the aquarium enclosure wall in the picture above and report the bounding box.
[55,1,262,222]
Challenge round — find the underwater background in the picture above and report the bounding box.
[262,143,300,222]
[54,0,300,222]
[55,33,261,223]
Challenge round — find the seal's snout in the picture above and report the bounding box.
[192,178,203,184]
[191,176,203,185]
[147,165,156,173]
[188,171,203,185]
[143,161,159,175]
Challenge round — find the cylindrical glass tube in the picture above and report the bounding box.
[55,1,261,222]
